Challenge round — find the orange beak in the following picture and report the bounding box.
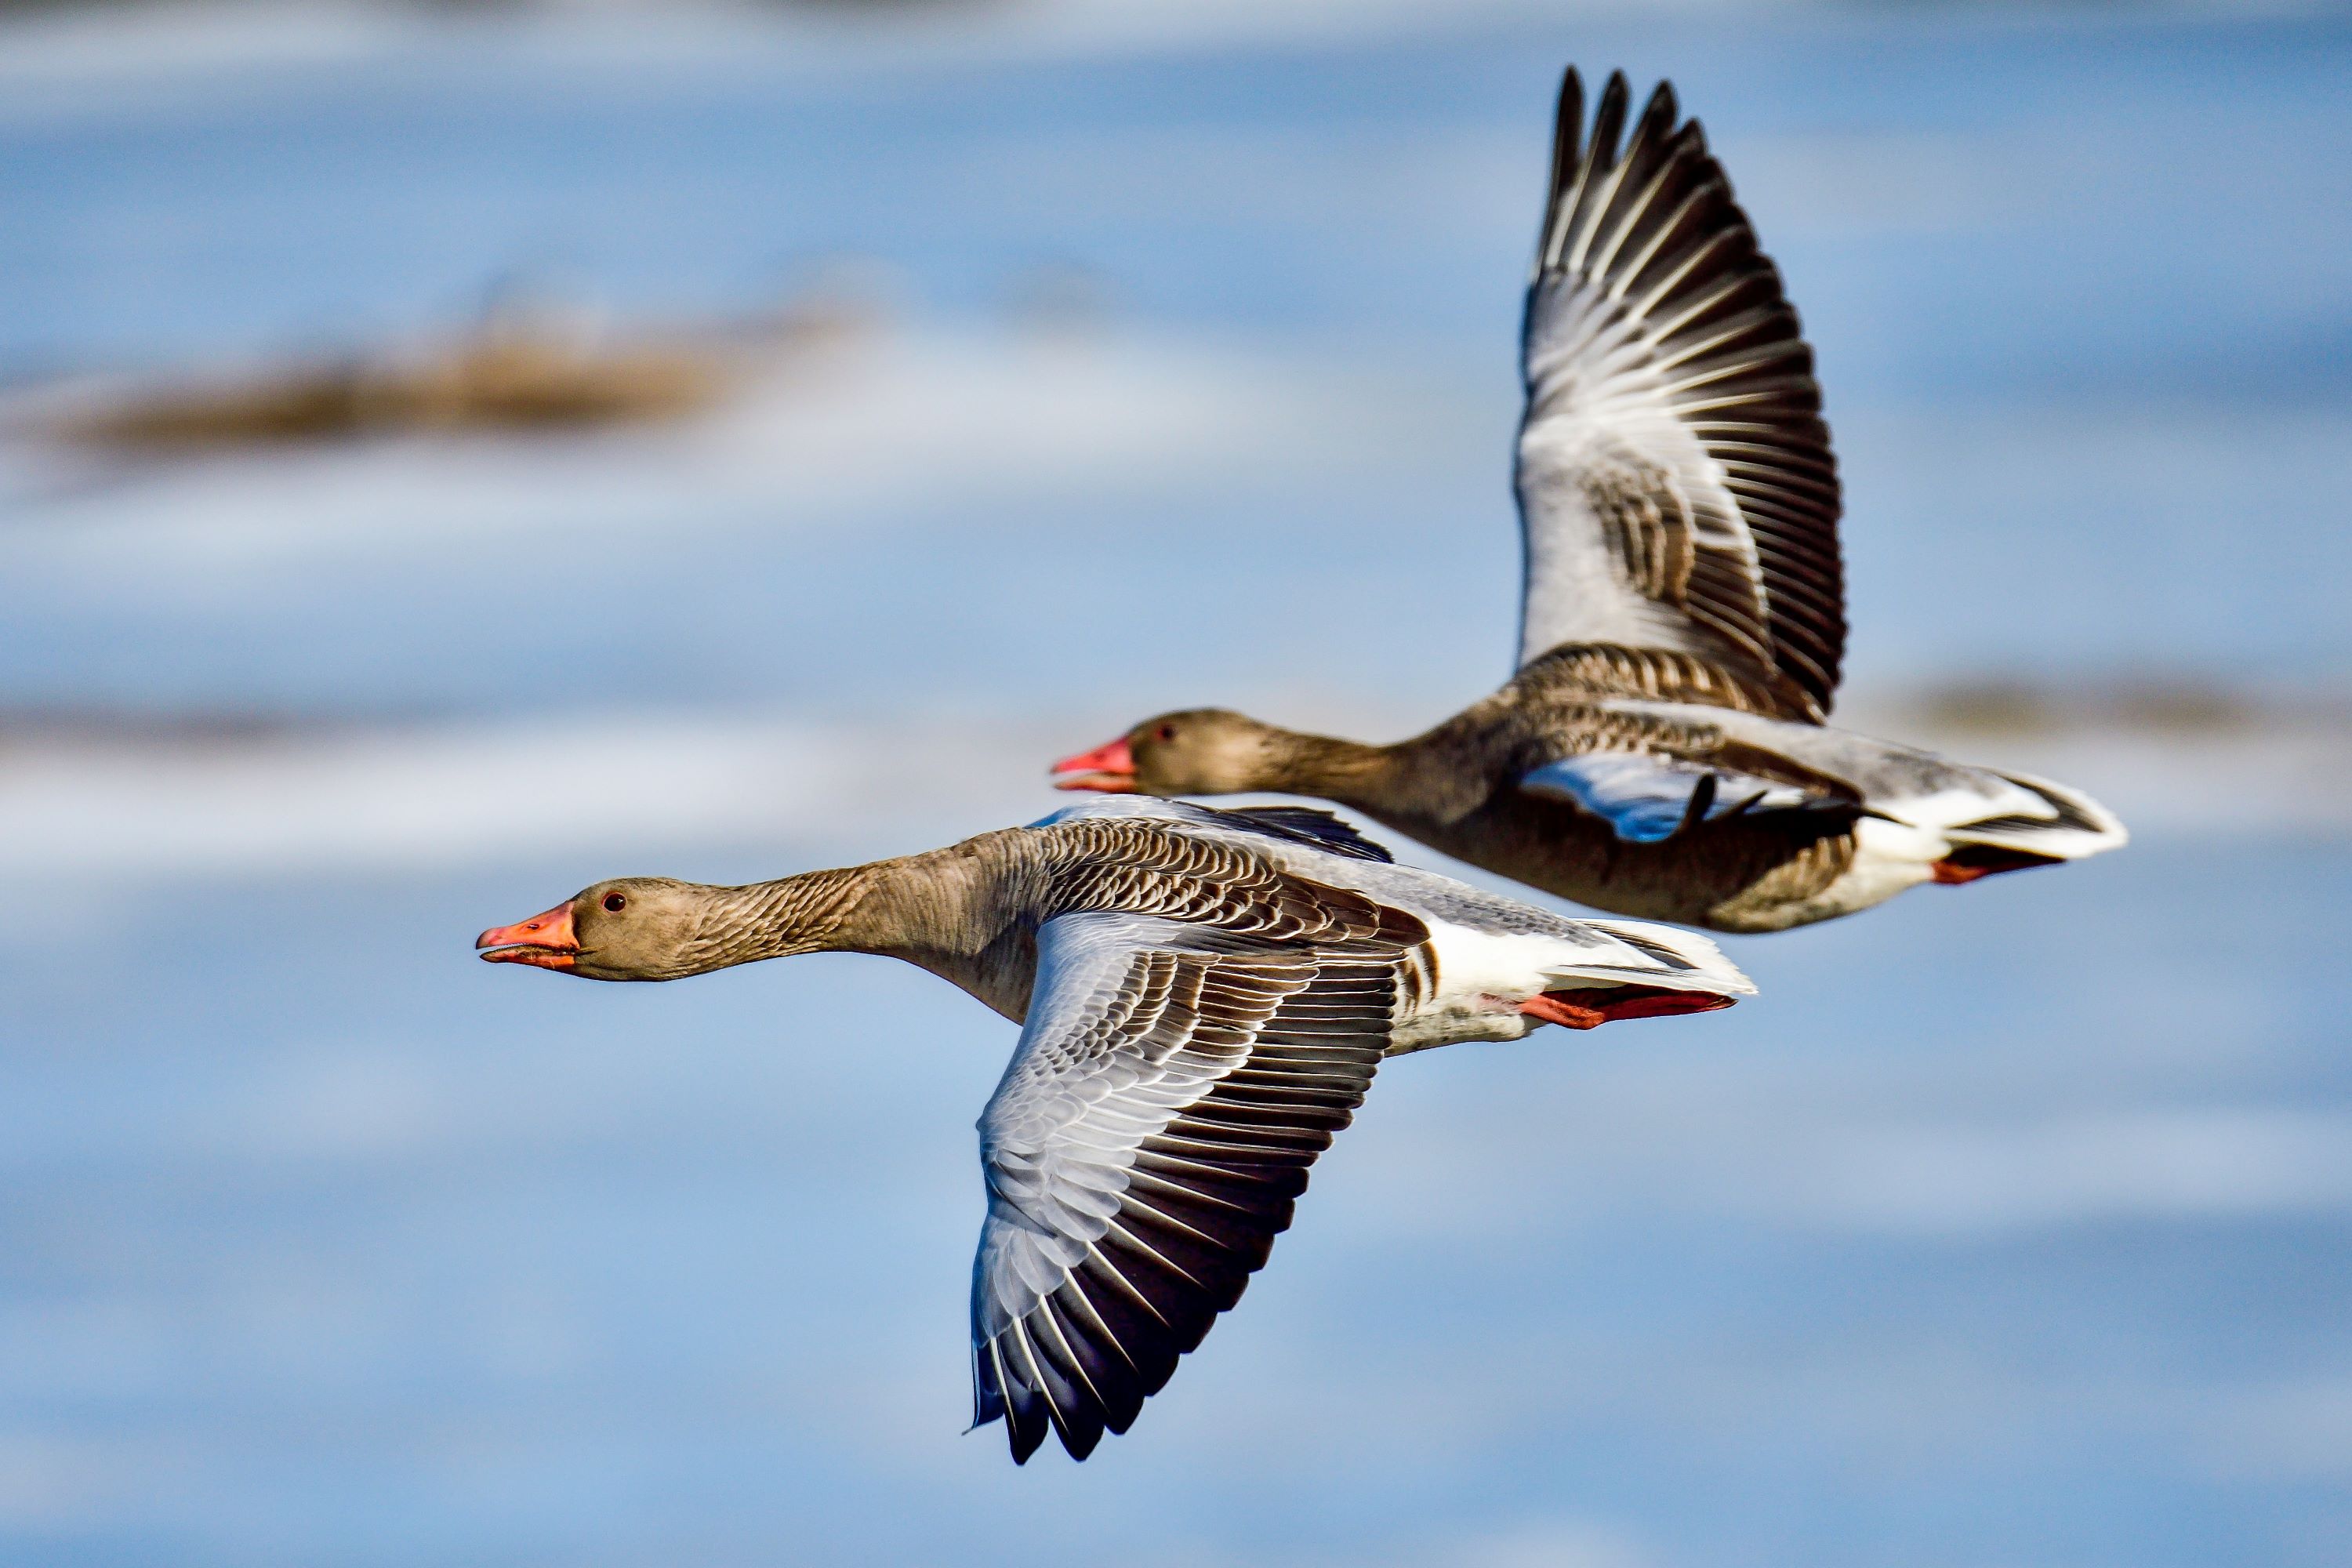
[1051,736,1138,793]
[477,899,579,970]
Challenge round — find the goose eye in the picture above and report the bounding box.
[602,893,627,913]
[1156,724,1177,742]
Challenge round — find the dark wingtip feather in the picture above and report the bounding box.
[1550,66,1584,192]
[1519,64,1846,713]
[1219,805,1396,862]
[1058,1421,1104,1461]
[1639,79,1677,140]
[1004,1381,1048,1463]
[970,941,1399,1468]
[969,1354,1004,1432]
[1596,69,1632,147]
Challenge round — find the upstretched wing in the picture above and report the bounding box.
[1515,68,1845,718]
[971,910,1407,1462]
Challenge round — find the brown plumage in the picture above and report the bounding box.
[1054,647,1869,931]
[1051,70,2124,932]
[476,799,1755,1460]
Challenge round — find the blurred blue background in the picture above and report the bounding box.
[1,2,2347,1564]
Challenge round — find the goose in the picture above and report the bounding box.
[1051,68,2125,934]
[476,797,1751,1461]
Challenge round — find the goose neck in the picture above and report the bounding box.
[1261,730,1398,808]
[703,864,884,966]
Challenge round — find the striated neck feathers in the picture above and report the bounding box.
[686,841,1024,970]
[687,866,880,971]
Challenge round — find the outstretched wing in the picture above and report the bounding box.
[1515,67,1844,718]
[971,910,1407,1462]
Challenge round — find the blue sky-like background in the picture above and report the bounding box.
[0,3,2347,1565]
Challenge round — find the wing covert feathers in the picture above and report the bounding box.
[970,843,1430,1463]
[972,922,1405,1462]
[1518,67,1845,717]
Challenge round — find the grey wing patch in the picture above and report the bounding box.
[1515,68,1845,717]
[971,912,1396,1464]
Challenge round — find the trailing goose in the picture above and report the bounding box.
[1051,68,2124,934]
[476,797,1751,1461]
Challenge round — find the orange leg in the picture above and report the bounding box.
[1519,993,1608,1030]
[1520,985,1733,1029]
[1933,845,2063,885]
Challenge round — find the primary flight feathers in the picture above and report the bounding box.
[477,797,1751,1461]
[1050,67,2122,933]
[1519,69,1844,717]
[481,61,2123,1472]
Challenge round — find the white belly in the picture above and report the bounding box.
[1388,918,1563,1052]
[1767,815,1943,928]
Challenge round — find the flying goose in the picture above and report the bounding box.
[1051,69,2124,933]
[476,797,1751,1461]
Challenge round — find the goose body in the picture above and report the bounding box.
[477,798,1751,1461]
[1051,70,2125,934]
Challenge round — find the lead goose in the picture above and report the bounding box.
[1052,69,2125,934]
[477,797,1751,1461]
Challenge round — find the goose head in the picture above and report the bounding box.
[477,876,715,981]
[1051,709,1287,797]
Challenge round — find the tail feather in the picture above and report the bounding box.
[1560,918,1757,997]
[1944,768,2128,861]
[1602,701,2129,870]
